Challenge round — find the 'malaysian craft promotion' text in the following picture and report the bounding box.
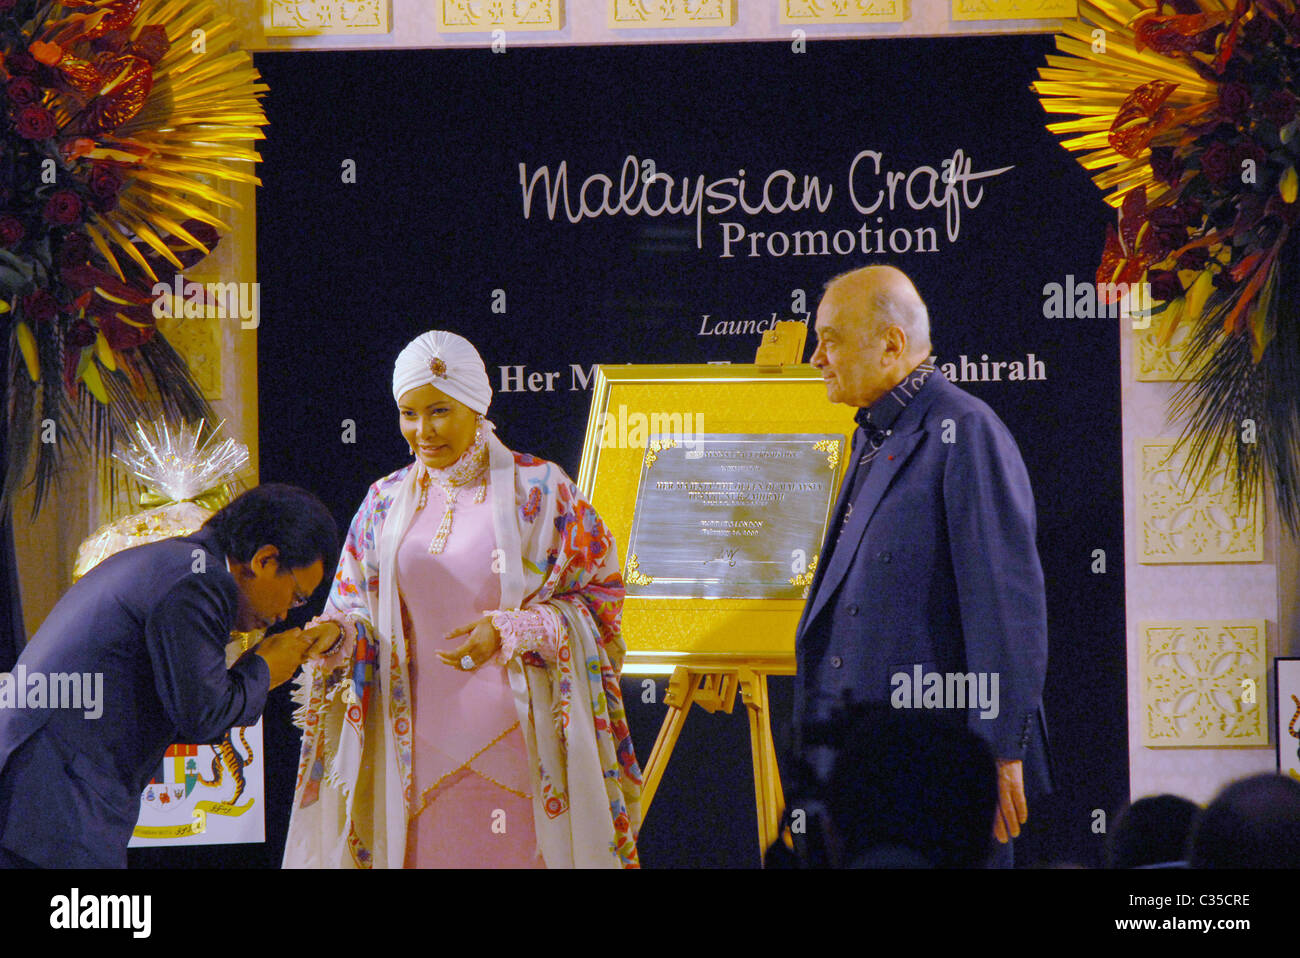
[517,150,1013,259]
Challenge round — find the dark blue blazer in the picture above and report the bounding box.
[793,370,1052,795]
[0,527,269,867]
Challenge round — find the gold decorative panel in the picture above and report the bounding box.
[439,0,564,31]
[158,316,223,401]
[1137,440,1262,564]
[610,0,735,27]
[1139,620,1268,747]
[951,0,1076,20]
[263,0,390,35]
[1133,321,1208,382]
[780,0,909,24]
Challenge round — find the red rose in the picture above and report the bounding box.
[43,189,83,226]
[5,51,37,76]
[1147,269,1184,302]
[88,162,124,207]
[6,77,41,107]
[14,104,56,140]
[1177,246,1210,271]
[1177,196,1204,223]
[1217,82,1251,122]
[1149,146,1182,186]
[1261,90,1298,127]
[1145,205,1187,259]
[22,289,58,324]
[1199,140,1234,186]
[0,214,24,248]
[58,231,91,269]
[1232,138,1268,176]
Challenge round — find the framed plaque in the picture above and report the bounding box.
[623,433,843,600]
[577,363,857,671]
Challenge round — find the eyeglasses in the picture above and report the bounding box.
[287,567,312,609]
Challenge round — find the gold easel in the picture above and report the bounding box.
[638,653,795,858]
[637,322,811,861]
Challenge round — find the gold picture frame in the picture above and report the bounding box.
[577,363,856,673]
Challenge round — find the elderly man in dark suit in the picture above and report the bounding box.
[0,484,339,868]
[790,265,1051,866]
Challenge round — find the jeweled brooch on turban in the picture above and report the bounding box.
[429,357,447,377]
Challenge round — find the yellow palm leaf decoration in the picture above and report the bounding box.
[1036,2,1222,202]
[45,1,267,282]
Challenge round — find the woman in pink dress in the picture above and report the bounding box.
[283,331,641,868]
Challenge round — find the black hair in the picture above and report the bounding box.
[1107,794,1200,868]
[1189,773,1300,868]
[202,483,337,573]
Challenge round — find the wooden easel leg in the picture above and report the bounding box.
[639,668,698,821]
[740,669,781,861]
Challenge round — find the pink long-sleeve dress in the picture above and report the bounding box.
[286,443,641,869]
[396,481,545,868]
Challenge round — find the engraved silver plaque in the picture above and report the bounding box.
[623,433,844,599]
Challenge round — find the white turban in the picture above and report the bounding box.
[391,330,492,415]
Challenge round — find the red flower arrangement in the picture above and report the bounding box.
[0,0,268,512]
[1039,0,1300,529]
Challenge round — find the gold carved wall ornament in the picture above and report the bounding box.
[1137,440,1262,564]
[264,0,390,35]
[1139,620,1268,747]
[951,0,1075,21]
[611,0,736,28]
[439,0,564,31]
[1133,321,1207,382]
[779,0,909,24]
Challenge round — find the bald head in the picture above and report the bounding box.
[822,265,932,357]
[810,266,933,409]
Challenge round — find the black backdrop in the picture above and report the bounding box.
[129,35,1126,868]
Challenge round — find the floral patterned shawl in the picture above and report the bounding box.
[283,425,641,868]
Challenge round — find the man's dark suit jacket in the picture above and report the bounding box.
[0,527,270,867]
[793,370,1051,797]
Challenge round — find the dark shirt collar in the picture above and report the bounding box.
[854,356,937,435]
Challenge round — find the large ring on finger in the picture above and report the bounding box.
[460,654,475,671]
